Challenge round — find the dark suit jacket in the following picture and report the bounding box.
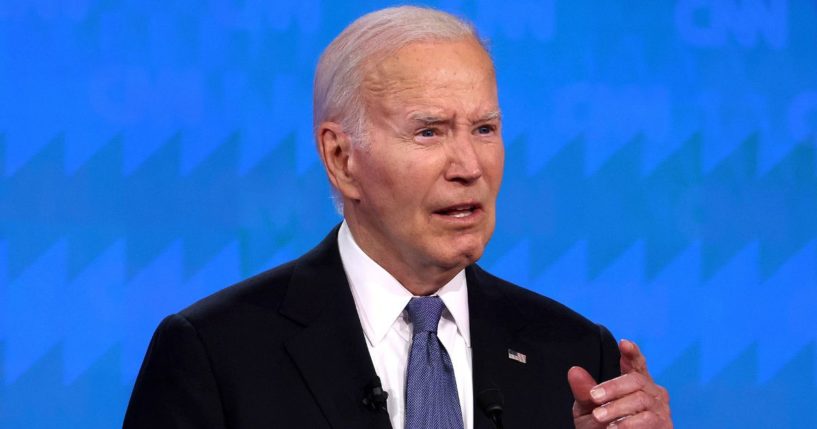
[124,228,620,428]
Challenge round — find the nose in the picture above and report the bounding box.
[444,134,483,184]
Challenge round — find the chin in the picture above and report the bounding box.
[442,239,487,268]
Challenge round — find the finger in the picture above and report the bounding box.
[589,372,663,404]
[589,390,657,425]
[567,366,598,415]
[608,410,668,429]
[619,339,651,380]
[656,385,671,404]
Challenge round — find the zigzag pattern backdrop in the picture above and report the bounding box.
[1,0,816,427]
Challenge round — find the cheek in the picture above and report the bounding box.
[356,151,397,195]
[389,154,441,198]
[356,151,427,220]
[480,145,505,191]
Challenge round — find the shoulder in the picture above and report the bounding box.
[469,264,617,356]
[170,225,344,334]
[177,260,297,327]
[471,265,602,332]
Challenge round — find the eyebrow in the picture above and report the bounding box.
[407,112,449,125]
[475,110,502,122]
[407,110,502,125]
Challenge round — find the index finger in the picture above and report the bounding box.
[567,366,599,415]
[590,371,662,404]
[619,339,652,381]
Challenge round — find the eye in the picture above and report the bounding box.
[417,128,439,138]
[475,124,496,135]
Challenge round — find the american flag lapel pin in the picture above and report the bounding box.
[507,349,527,364]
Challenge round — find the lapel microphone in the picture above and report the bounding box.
[477,387,505,429]
[362,376,389,412]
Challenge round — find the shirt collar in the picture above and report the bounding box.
[435,271,470,347]
[337,221,471,347]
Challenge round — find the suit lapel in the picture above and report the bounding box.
[279,228,392,429]
[467,265,540,429]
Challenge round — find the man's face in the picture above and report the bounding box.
[344,38,504,280]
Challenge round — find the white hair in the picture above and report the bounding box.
[313,6,486,145]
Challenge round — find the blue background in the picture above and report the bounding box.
[1,0,816,427]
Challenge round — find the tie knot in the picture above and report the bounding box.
[407,296,445,334]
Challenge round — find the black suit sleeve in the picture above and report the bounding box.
[123,314,226,429]
[597,324,621,382]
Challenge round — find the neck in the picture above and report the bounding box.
[343,218,463,296]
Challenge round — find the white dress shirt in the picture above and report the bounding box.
[337,221,473,429]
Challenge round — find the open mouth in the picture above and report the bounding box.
[434,203,482,219]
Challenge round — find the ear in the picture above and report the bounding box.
[316,122,361,201]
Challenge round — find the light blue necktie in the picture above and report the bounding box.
[405,296,464,429]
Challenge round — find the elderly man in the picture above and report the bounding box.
[124,6,672,429]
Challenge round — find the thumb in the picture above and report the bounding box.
[567,366,598,415]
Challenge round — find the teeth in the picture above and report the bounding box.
[436,205,477,218]
[449,209,472,218]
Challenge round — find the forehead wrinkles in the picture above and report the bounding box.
[362,62,426,105]
[361,53,497,121]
